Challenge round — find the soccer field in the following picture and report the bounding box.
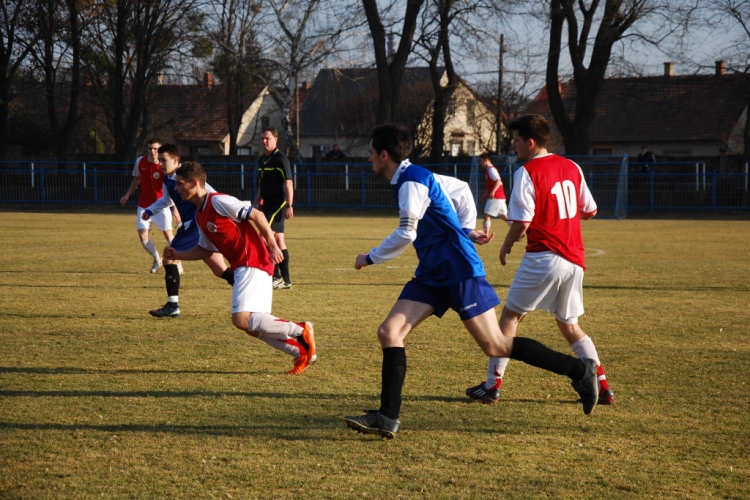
[1,210,749,499]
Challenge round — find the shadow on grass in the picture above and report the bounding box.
[1,366,279,376]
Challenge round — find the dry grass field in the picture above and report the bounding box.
[1,208,749,499]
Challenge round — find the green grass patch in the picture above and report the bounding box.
[1,212,749,499]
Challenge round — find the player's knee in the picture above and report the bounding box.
[376,323,401,347]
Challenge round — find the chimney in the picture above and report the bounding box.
[204,71,213,88]
[664,62,674,77]
[158,74,164,85]
[715,60,725,76]
[387,33,397,64]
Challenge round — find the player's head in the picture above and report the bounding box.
[157,143,180,174]
[175,161,206,187]
[146,139,162,161]
[261,127,278,154]
[478,152,492,168]
[370,124,412,164]
[508,115,549,147]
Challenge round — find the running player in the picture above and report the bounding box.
[119,139,174,273]
[478,152,508,235]
[165,161,316,375]
[466,114,615,406]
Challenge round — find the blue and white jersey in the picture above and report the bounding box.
[146,171,215,233]
[369,160,485,286]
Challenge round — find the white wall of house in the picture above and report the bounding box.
[221,88,285,156]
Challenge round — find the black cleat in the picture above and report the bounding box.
[465,382,500,404]
[149,302,180,318]
[571,358,599,415]
[344,410,400,439]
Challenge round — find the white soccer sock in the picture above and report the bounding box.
[247,313,303,337]
[256,332,302,358]
[483,220,491,233]
[485,357,509,389]
[142,239,159,260]
[570,335,601,366]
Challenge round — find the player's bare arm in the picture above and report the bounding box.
[499,221,529,265]
[249,207,283,264]
[284,179,294,220]
[164,245,212,262]
[581,209,598,220]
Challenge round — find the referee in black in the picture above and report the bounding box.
[254,127,294,289]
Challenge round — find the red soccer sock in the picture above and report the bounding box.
[597,364,611,391]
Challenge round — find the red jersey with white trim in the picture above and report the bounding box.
[508,153,597,269]
[196,192,274,275]
[485,165,506,200]
[132,156,164,208]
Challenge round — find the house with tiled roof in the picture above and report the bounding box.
[298,67,497,159]
[148,73,284,158]
[526,62,749,163]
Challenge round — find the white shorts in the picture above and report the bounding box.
[505,251,584,324]
[137,206,172,232]
[232,266,273,314]
[484,199,508,218]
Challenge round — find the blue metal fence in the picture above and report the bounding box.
[1,159,749,216]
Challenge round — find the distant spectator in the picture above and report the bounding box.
[637,145,656,173]
[325,144,346,160]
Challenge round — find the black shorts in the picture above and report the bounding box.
[262,199,287,233]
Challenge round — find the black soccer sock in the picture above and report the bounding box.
[164,264,180,298]
[510,337,585,380]
[273,265,282,281]
[221,268,234,286]
[279,249,290,283]
[379,347,407,420]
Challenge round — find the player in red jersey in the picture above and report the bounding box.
[466,114,615,405]
[120,139,176,273]
[163,161,316,375]
[478,152,508,234]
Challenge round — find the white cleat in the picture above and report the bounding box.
[150,259,162,273]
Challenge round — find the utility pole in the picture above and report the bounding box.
[496,34,504,154]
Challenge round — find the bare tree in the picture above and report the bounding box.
[362,0,426,125]
[0,0,37,159]
[545,0,698,154]
[29,0,88,162]
[81,0,203,160]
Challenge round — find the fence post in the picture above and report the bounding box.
[93,168,98,203]
[31,162,35,188]
[649,171,655,212]
[306,169,311,206]
[702,162,706,191]
[745,161,748,192]
[712,171,717,211]
[695,162,699,192]
[83,162,87,189]
[40,167,45,203]
[345,164,349,191]
[240,164,244,190]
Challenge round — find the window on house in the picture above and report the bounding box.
[450,140,461,156]
[466,101,476,126]
[237,147,250,156]
[466,141,476,155]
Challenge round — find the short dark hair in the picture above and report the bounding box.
[263,127,279,138]
[371,124,412,163]
[175,161,206,186]
[158,143,180,160]
[147,138,162,146]
[479,152,492,161]
[508,114,550,147]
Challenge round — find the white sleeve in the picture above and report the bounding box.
[487,167,501,182]
[434,174,477,230]
[132,157,142,177]
[146,184,174,212]
[208,193,253,220]
[507,167,536,222]
[368,181,428,264]
[575,163,598,214]
[197,227,219,252]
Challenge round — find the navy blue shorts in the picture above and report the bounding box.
[398,275,501,321]
[170,218,200,252]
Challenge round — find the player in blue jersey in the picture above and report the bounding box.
[142,144,234,318]
[343,124,600,439]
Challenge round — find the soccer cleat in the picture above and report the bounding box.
[150,258,162,273]
[598,389,616,405]
[344,410,400,439]
[275,281,292,290]
[272,278,285,289]
[465,382,501,404]
[571,358,599,415]
[176,262,184,274]
[149,302,180,318]
[286,322,316,375]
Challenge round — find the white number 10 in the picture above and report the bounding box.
[550,180,577,219]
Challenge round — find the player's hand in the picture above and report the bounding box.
[268,246,284,264]
[141,212,151,221]
[468,230,495,245]
[119,195,128,205]
[355,253,370,270]
[163,246,177,260]
[285,206,294,220]
[499,243,512,266]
